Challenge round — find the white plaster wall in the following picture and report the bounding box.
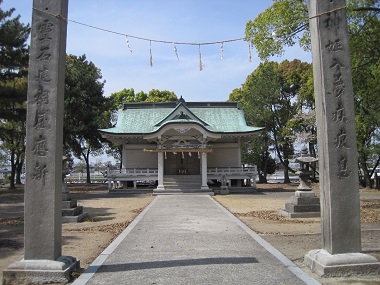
[122,143,241,169]
[124,145,157,168]
[208,143,240,167]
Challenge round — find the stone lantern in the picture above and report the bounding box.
[62,156,70,200]
[295,147,318,191]
[280,147,320,218]
[61,156,87,223]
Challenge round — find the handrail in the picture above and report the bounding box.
[207,166,257,173]
[108,168,158,176]
[106,166,257,179]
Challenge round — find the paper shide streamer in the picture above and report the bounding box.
[35,5,335,70]
[33,7,258,71]
[174,43,179,60]
[198,45,203,71]
[150,40,153,67]
[125,36,133,54]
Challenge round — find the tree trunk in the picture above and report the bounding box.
[83,150,91,184]
[360,162,372,188]
[283,159,290,183]
[261,151,269,183]
[15,157,23,185]
[9,151,16,189]
[272,129,292,183]
[309,142,317,180]
[258,173,267,184]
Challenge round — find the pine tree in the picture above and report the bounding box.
[0,1,30,188]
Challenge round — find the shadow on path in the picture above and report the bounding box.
[93,256,259,273]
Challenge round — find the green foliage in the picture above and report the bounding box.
[109,88,177,110]
[0,1,30,82]
[242,134,276,183]
[227,88,244,103]
[246,0,379,60]
[230,59,313,183]
[107,88,177,164]
[245,0,309,60]
[0,2,29,189]
[246,0,380,187]
[109,88,137,110]
[0,2,29,123]
[350,1,380,185]
[64,54,110,183]
[280,60,316,151]
[145,89,177,102]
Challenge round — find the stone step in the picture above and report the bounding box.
[285,203,320,213]
[153,189,214,196]
[62,206,84,217]
[163,175,201,190]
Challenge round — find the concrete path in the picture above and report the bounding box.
[73,195,320,285]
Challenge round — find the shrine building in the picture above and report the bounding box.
[99,97,263,194]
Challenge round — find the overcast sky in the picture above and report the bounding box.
[4,0,311,102]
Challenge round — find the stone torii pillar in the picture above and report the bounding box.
[156,143,165,191]
[200,139,209,190]
[305,0,380,276]
[2,1,79,284]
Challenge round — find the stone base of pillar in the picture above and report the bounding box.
[304,249,380,277]
[155,185,165,191]
[220,186,229,195]
[2,256,80,285]
[280,190,320,218]
[62,200,88,223]
[201,185,209,190]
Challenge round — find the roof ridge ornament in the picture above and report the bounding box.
[173,111,191,120]
[177,96,186,104]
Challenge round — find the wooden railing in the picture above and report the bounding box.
[207,166,257,180]
[107,168,158,180]
[107,166,257,180]
[106,166,258,189]
[207,166,257,175]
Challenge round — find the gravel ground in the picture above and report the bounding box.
[214,184,380,285]
[1,183,379,284]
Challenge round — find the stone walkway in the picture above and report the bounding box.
[72,195,320,285]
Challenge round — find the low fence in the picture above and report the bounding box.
[105,166,257,182]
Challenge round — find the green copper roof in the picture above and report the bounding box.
[100,101,263,135]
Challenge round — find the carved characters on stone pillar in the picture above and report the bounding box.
[330,58,346,98]
[325,39,343,53]
[37,19,53,43]
[34,110,49,130]
[338,156,351,178]
[332,101,347,122]
[32,162,48,186]
[334,128,348,148]
[34,85,50,105]
[33,135,48,157]
[324,10,341,36]
[30,17,55,187]
[322,6,352,179]
[36,66,52,84]
[36,46,52,61]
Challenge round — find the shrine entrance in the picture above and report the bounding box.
[164,151,200,175]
